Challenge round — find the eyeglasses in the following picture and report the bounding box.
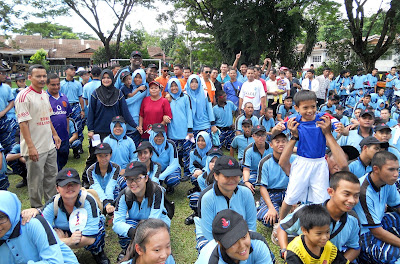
[0,217,9,225]
[125,175,146,184]
[204,71,211,74]
[163,70,169,72]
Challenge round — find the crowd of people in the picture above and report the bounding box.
[0,49,400,263]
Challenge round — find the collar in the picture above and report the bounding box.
[252,142,269,155]
[324,199,348,228]
[301,235,324,259]
[47,91,62,99]
[28,86,42,94]
[65,78,75,82]
[109,134,127,140]
[0,221,21,246]
[194,149,202,159]
[94,162,112,175]
[357,127,373,137]
[367,172,383,192]
[358,156,369,168]
[272,154,280,164]
[218,243,253,264]
[214,181,238,197]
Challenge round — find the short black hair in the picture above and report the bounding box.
[307,69,315,74]
[392,67,397,70]
[377,87,385,92]
[247,66,255,71]
[373,68,378,71]
[215,89,226,97]
[174,64,183,70]
[330,171,359,190]
[299,204,330,232]
[183,66,191,71]
[240,62,248,67]
[221,62,228,66]
[201,65,210,72]
[323,67,331,71]
[284,96,293,101]
[371,151,398,169]
[28,64,46,75]
[266,107,273,112]
[111,64,120,70]
[162,64,169,69]
[293,90,317,106]
[46,73,60,85]
[269,68,277,75]
[364,94,371,98]
[212,67,218,72]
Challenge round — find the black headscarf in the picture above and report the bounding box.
[96,69,120,106]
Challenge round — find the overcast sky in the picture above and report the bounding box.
[25,0,388,38]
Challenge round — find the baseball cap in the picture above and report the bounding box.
[207,147,224,156]
[374,122,392,132]
[149,81,161,88]
[130,51,142,58]
[65,65,77,71]
[328,94,340,101]
[91,66,102,77]
[147,64,158,70]
[134,141,155,153]
[151,123,165,134]
[15,73,26,80]
[213,155,242,177]
[94,142,112,155]
[111,115,125,123]
[279,66,289,71]
[56,168,81,187]
[359,136,389,149]
[360,109,374,118]
[242,118,252,126]
[123,161,147,177]
[120,71,131,81]
[326,145,359,161]
[251,125,266,135]
[270,132,287,141]
[212,209,249,249]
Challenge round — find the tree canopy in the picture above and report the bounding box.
[15,22,95,39]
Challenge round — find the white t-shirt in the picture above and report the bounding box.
[265,79,279,100]
[15,87,55,156]
[239,79,266,110]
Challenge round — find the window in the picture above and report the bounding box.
[312,56,322,63]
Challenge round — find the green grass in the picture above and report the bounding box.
[8,129,284,263]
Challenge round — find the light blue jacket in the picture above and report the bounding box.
[87,161,120,205]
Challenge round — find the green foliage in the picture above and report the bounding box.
[92,42,149,66]
[28,48,49,68]
[14,21,95,39]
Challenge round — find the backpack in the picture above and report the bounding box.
[53,189,102,218]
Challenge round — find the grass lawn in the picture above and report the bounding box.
[7,128,284,263]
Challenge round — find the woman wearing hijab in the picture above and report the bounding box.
[166,78,193,181]
[83,69,138,188]
[185,74,218,137]
[149,123,180,194]
[0,190,78,263]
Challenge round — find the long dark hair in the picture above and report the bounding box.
[120,219,170,263]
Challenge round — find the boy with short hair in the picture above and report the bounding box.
[354,94,371,113]
[213,89,238,149]
[378,108,397,127]
[276,96,297,122]
[230,118,255,163]
[285,204,349,263]
[319,94,339,114]
[259,107,275,135]
[120,71,133,98]
[235,102,259,135]
[370,87,387,109]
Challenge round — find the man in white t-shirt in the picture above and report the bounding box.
[15,64,61,208]
[266,68,284,115]
[238,67,266,117]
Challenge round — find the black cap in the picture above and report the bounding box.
[91,66,102,77]
[340,145,360,161]
[212,209,248,249]
[130,51,142,58]
[65,65,77,71]
[15,73,26,80]
[151,123,165,133]
[0,66,10,72]
[94,142,112,154]
[123,161,147,177]
[374,122,392,132]
[120,71,131,81]
[328,94,340,101]
[112,115,126,124]
[359,136,389,149]
[360,109,374,118]
[242,118,252,126]
[207,147,224,156]
[270,132,287,141]
[251,125,266,135]
[134,141,155,153]
[148,64,158,70]
[214,155,242,177]
[56,168,81,187]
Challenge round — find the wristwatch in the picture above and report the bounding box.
[280,248,287,259]
[291,136,299,141]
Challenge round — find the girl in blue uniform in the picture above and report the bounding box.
[149,123,180,193]
[120,218,175,264]
[113,161,170,261]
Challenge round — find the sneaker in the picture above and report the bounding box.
[184,213,195,225]
[166,186,175,194]
[78,148,84,154]
[181,174,190,182]
[116,249,127,262]
[74,153,80,159]
[271,223,279,246]
[92,250,110,264]
[16,179,27,188]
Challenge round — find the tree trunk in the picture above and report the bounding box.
[362,57,376,73]
[103,41,111,62]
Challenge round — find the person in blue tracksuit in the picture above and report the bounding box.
[256,133,295,228]
[149,123,180,193]
[0,143,8,190]
[349,136,387,178]
[124,69,149,146]
[319,94,339,114]
[242,125,272,191]
[334,70,351,104]
[276,97,297,122]
[370,87,387,109]
[385,67,398,106]
[185,74,218,136]
[373,99,386,117]
[213,90,238,150]
[198,155,257,246]
[103,115,137,171]
[235,102,259,134]
[364,68,378,95]
[344,90,360,116]
[0,191,79,264]
[119,218,175,264]
[185,147,223,226]
[352,68,366,91]
[230,118,255,163]
[134,141,161,185]
[25,168,109,264]
[113,161,170,261]
[166,78,193,179]
[195,209,274,264]
[87,143,120,216]
[378,108,397,127]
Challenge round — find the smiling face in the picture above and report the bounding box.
[136,228,171,264]
[197,136,206,149]
[101,73,112,87]
[56,182,81,200]
[154,133,165,145]
[96,153,111,167]
[328,179,360,213]
[113,122,124,136]
[214,173,240,195]
[134,73,142,86]
[124,75,133,87]
[270,135,288,155]
[358,115,374,128]
[170,82,179,94]
[190,78,198,90]
[126,174,148,197]
[0,213,11,239]
[294,100,317,122]
[137,149,152,164]
[223,232,251,262]
[47,78,61,96]
[149,84,160,97]
[302,225,330,249]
